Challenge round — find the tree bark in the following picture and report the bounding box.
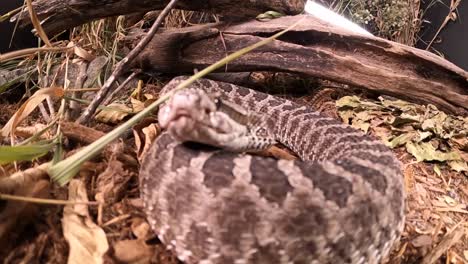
[11,0,306,34]
[128,15,468,115]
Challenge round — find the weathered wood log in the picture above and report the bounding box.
[11,0,306,34]
[129,15,468,115]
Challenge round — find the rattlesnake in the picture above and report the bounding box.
[139,76,405,264]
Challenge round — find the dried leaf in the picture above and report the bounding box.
[74,46,95,62]
[351,119,370,133]
[130,98,146,113]
[379,97,419,112]
[406,142,460,162]
[63,180,109,264]
[447,160,468,173]
[387,132,417,148]
[417,131,432,142]
[336,96,362,109]
[421,111,448,137]
[433,164,442,176]
[371,126,392,142]
[131,218,151,240]
[133,123,159,161]
[94,103,132,124]
[256,11,284,21]
[338,110,355,124]
[15,124,51,139]
[1,87,64,138]
[387,113,420,126]
[113,239,153,264]
[95,157,130,205]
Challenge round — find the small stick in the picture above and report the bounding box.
[102,70,139,106]
[77,0,179,124]
[0,193,100,206]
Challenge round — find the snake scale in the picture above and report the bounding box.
[139,76,405,264]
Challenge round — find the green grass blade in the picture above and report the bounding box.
[0,143,56,165]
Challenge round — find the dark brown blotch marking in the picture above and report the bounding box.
[282,104,298,112]
[250,156,293,204]
[252,91,269,101]
[326,139,389,161]
[313,118,340,128]
[202,152,236,193]
[171,144,197,171]
[275,198,328,262]
[154,133,176,149]
[267,98,284,107]
[335,158,388,193]
[216,184,261,260]
[334,134,382,147]
[344,200,382,257]
[329,235,353,262]
[325,125,357,135]
[220,83,233,93]
[279,108,312,137]
[251,243,283,264]
[351,151,401,172]
[184,222,213,261]
[295,161,353,207]
[197,78,213,90]
[236,87,251,96]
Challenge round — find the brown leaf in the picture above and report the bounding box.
[131,218,151,240]
[74,46,95,62]
[95,157,131,206]
[94,103,132,124]
[130,97,146,113]
[63,180,109,264]
[406,142,461,162]
[133,118,161,161]
[133,123,160,161]
[1,87,64,138]
[113,239,154,264]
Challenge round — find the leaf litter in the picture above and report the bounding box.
[336,95,468,174]
[335,94,468,263]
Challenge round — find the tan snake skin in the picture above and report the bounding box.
[140,77,406,264]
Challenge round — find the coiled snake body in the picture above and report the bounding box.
[140,77,405,264]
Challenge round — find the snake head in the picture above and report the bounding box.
[158,88,276,151]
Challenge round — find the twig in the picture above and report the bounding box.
[0,46,73,62]
[0,193,100,206]
[102,70,139,106]
[425,0,461,50]
[77,0,180,124]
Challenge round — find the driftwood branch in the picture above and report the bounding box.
[129,15,468,115]
[11,0,306,34]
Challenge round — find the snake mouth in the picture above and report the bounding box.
[159,103,214,131]
[158,89,217,130]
